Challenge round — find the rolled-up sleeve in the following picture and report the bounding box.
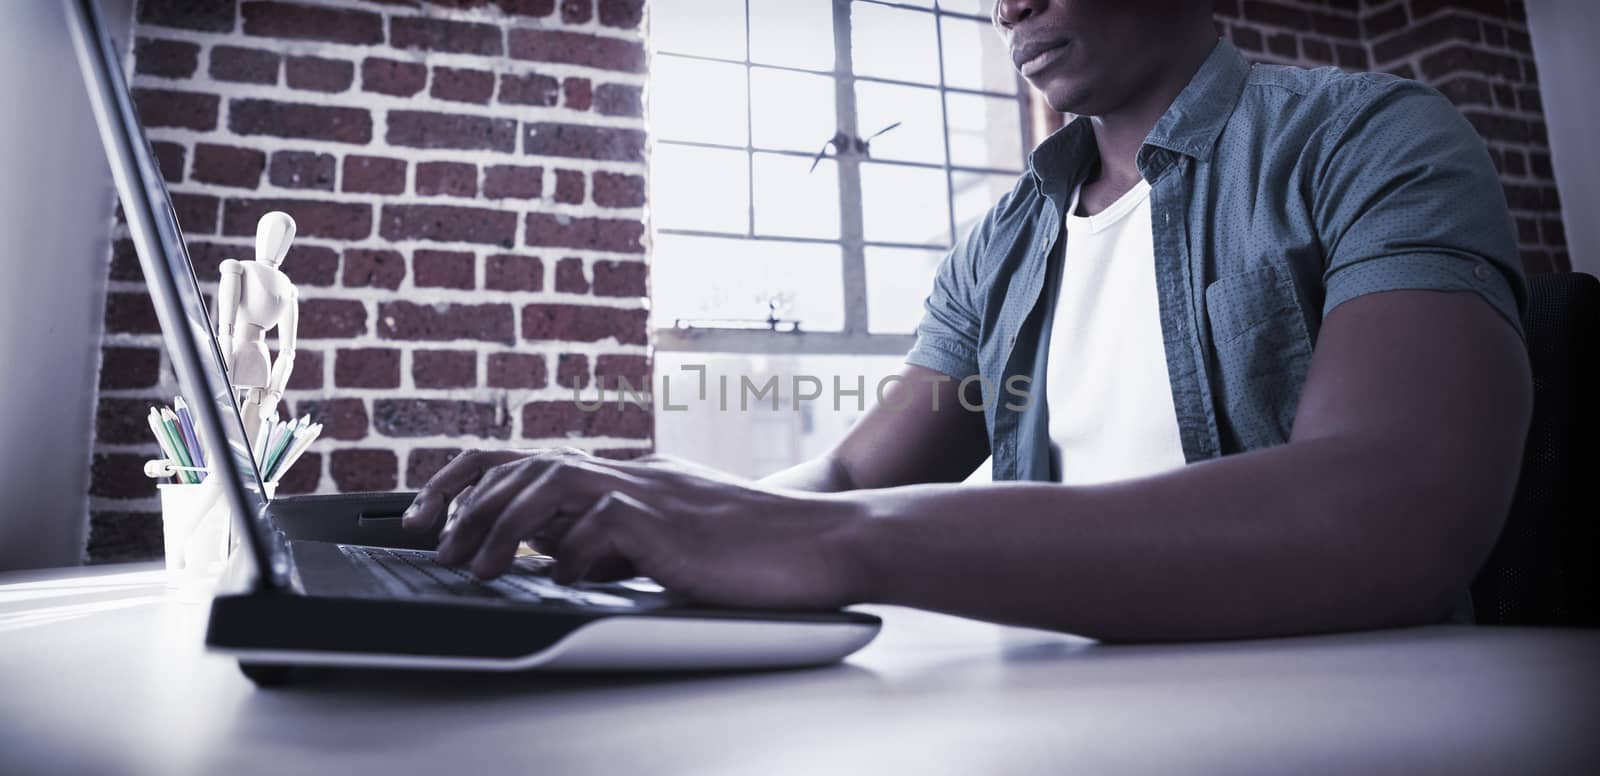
[905,217,990,380]
[1314,79,1526,334]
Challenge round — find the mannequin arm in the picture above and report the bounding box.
[217,259,243,374]
[266,286,299,408]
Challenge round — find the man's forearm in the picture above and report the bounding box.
[838,434,1509,642]
[762,456,855,493]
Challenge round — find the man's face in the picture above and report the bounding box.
[993,0,1192,116]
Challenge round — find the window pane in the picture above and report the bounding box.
[651,144,749,234]
[865,246,946,334]
[753,153,840,239]
[650,56,748,146]
[941,15,1017,94]
[751,68,837,153]
[652,235,844,331]
[750,0,835,71]
[854,81,946,165]
[945,92,1023,170]
[861,162,950,245]
[938,0,991,14]
[650,0,746,60]
[951,170,1016,238]
[654,353,907,478]
[851,2,939,85]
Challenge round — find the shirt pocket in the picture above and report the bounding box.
[1203,265,1314,449]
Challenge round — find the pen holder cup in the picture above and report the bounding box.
[158,479,275,592]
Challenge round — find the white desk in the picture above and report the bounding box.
[2,563,1596,775]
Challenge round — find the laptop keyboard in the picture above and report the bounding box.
[339,544,657,609]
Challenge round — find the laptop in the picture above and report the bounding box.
[63,0,880,684]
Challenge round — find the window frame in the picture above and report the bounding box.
[651,0,1035,356]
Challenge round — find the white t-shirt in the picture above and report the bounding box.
[1045,180,1187,486]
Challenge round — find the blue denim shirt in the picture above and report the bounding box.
[907,39,1525,482]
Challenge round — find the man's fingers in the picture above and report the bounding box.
[446,459,614,568]
[551,492,665,585]
[402,449,524,531]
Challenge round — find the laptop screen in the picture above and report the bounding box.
[65,0,286,589]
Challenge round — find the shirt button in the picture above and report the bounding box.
[1473,263,1491,281]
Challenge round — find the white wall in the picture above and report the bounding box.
[0,0,132,569]
[1527,0,1600,275]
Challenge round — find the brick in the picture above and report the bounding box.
[1503,148,1527,177]
[336,347,401,388]
[210,45,280,84]
[413,350,478,388]
[150,141,185,183]
[556,353,589,388]
[595,353,650,391]
[299,298,369,338]
[1373,13,1483,66]
[554,169,586,203]
[343,248,407,289]
[526,213,645,253]
[525,122,645,162]
[269,150,336,190]
[592,260,646,297]
[99,346,161,390]
[133,88,218,131]
[225,198,372,240]
[361,57,427,97]
[110,239,143,282]
[342,155,407,194]
[87,512,163,564]
[416,161,478,198]
[563,77,593,111]
[507,29,647,73]
[96,396,165,443]
[592,171,645,207]
[521,304,648,345]
[378,301,516,344]
[485,254,543,291]
[496,0,557,15]
[598,0,645,29]
[1530,151,1552,180]
[282,244,340,286]
[488,353,549,388]
[391,16,504,55]
[135,38,199,79]
[554,257,589,293]
[91,454,157,499]
[380,204,518,246]
[283,348,324,389]
[193,144,266,188]
[1309,10,1359,40]
[387,110,517,152]
[1335,43,1368,69]
[431,66,495,104]
[373,399,511,439]
[1265,32,1297,59]
[184,241,247,281]
[105,292,160,334]
[1518,86,1543,113]
[139,0,236,32]
[1362,3,1408,40]
[521,401,650,439]
[1301,38,1333,64]
[483,165,544,199]
[297,397,369,440]
[1542,218,1566,247]
[414,249,476,289]
[1230,25,1263,53]
[242,1,384,45]
[406,448,465,488]
[230,98,373,144]
[274,451,322,494]
[563,0,593,24]
[330,449,398,492]
[286,55,354,93]
[593,83,642,117]
[1214,0,1240,17]
[499,72,561,106]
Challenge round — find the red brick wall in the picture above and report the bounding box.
[1214,0,1566,273]
[88,0,651,561]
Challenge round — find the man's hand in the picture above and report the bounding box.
[403,450,870,610]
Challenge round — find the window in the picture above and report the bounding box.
[648,0,1027,476]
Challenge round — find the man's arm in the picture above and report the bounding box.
[844,289,1530,640]
[762,365,991,492]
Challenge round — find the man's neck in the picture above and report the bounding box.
[1086,32,1220,197]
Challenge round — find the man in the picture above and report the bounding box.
[401,0,1531,642]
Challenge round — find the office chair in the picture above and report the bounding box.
[1471,271,1600,627]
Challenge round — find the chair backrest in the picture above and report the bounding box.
[1472,271,1600,626]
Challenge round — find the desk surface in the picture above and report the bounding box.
[2,563,1596,776]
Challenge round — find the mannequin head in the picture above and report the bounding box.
[254,211,297,268]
